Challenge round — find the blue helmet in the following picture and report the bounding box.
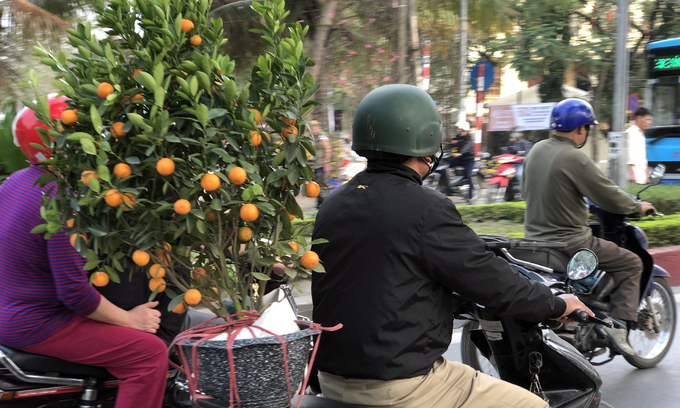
[550,98,599,131]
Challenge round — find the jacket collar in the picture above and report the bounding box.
[551,134,577,147]
[366,161,423,185]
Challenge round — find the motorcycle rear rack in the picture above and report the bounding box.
[0,349,85,387]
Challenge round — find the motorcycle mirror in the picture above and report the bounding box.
[649,164,666,186]
[567,249,598,281]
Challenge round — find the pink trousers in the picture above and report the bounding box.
[22,314,168,408]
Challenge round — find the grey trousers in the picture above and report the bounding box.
[567,235,643,321]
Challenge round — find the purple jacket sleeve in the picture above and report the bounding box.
[46,229,101,316]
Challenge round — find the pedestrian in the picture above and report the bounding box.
[309,120,332,207]
[626,107,652,184]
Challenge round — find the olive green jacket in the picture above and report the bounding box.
[522,135,641,249]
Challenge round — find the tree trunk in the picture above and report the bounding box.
[396,0,408,83]
[592,62,612,163]
[308,0,338,82]
[408,0,420,86]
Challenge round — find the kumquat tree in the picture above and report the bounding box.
[26,0,324,317]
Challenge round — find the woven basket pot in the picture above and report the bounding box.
[181,328,316,408]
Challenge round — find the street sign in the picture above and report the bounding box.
[628,93,640,112]
[469,61,495,92]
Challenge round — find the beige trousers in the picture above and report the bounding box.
[319,358,549,408]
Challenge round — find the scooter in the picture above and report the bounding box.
[486,152,524,203]
[459,243,614,407]
[424,152,485,201]
[464,165,676,373]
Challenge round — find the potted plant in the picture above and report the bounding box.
[27,0,325,405]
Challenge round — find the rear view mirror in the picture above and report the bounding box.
[649,164,666,185]
[567,249,598,281]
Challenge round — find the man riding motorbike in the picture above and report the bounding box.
[444,121,475,203]
[521,98,657,358]
[311,84,593,408]
[0,97,168,408]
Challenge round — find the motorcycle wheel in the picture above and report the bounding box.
[624,277,676,369]
[461,322,500,378]
[485,184,506,204]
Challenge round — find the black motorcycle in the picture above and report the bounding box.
[423,151,486,201]
[459,243,614,407]
[463,165,676,374]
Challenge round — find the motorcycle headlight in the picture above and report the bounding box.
[501,168,516,178]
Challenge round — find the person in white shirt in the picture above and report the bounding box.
[626,107,652,184]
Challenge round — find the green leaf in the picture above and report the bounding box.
[125,156,141,165]
[167,294,185,312]
[88,177,101,193]
[258,257,278,265]
[251,272,271,281]
[135,71,158,90]
[87,225,109,237]
[30,224,48,234]
[165,135,181,143]
[66,132,95,141]
[34,173,57,187]
[97,164,111,183]
[153,63,165,86]
[312,263,326,273]
[127,113,147,128]
[283,267,298,279]
[272,149,286,167]
[310,238,329,245]
[196,71,211,93]
[211,198,222,211]
[196,219,206,233]
[80,138,97,155]
[208,109,228,120]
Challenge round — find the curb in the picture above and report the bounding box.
[649,246,680,286]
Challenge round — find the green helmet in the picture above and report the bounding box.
[352,84,443,157]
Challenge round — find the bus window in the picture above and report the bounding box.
[651,76,680,126]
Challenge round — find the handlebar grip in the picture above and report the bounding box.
[569,309,590,323]
[645,209,656,216]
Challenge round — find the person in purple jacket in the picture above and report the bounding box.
[0,104,167,408]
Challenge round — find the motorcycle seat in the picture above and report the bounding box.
[0,344,114,380]
[507,247,570,275]
[198,395,359,408]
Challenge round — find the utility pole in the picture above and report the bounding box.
[458,0,468,124]
[609,0,630,188]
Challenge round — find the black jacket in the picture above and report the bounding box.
[311,162,566,380]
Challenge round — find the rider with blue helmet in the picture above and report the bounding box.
[522,98,656,357]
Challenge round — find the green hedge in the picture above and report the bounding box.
[625,184,680,216]
[459,202,680,248]
[457,202,526,224]
[631,214,680,248]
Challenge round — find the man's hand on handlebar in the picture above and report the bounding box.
[555,294,594,324]
[639,201,657,217]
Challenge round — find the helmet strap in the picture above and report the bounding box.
[421,145,443,179]
[576,125,591,149]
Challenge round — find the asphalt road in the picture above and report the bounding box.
[442,290,680,408]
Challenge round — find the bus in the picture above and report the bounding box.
[645,38,680,183]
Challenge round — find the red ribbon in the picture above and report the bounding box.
[168,310,342,408]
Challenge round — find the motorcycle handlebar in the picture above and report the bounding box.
[569,310,612,327]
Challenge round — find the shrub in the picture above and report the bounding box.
[625,184,680,215]
[457,202,526,224]
[632,214,680,248]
